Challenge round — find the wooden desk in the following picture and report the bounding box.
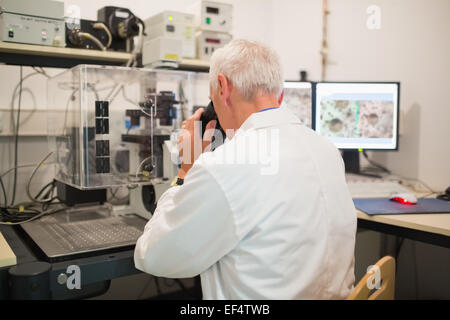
[357,210,450,248]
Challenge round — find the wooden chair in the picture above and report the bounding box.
[347,256,396,300]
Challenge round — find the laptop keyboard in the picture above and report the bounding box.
[37,216,144,251]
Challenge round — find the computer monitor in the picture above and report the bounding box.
[314,82,399,174]
[281,81,313,128]
[314,82,399,150]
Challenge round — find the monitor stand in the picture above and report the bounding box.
[342,150,381,178]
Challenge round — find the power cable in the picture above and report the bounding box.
[10,66,23,206]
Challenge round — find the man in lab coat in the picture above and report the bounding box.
[134,39,357,299]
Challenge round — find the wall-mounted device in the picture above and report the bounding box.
[145,10,196,59]
[197,30,231,60]
[199,1,232,33]
[97,6,144,52]
[65,19,112,51]
[0,0,65,47]
[142,37,182,69]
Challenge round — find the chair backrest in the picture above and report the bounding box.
[347,256,396,300]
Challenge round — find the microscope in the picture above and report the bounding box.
[46,65,204,219]
[11,65,210,265]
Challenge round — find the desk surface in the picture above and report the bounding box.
[347,174,450,244]
[357,210,450,237]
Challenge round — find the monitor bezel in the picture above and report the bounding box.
[313,81,400,151]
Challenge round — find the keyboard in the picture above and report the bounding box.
[347,180,413,198]
[42,217,144,251]
[21,213,146,261]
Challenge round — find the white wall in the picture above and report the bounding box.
[268,0,323,81]
[267,0,450,191]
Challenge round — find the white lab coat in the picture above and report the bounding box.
[134,107,357,299]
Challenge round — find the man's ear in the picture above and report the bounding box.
[217,74,232,105]
[278,89,284,106]
[217,74,227,95]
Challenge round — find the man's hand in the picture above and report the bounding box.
[177,108,217,179]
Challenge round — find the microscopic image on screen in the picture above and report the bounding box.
[281,86,312,127]
[319,100,357,137]
[320,99,394,139]
[315,82,398,149]
[357,101,394,138]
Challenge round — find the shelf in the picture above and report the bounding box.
[0,41,131,68]
[179,58,210,72]
[0,41,210,72]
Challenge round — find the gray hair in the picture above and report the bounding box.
[209,39,283,101]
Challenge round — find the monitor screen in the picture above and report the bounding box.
[314,82,399,150]
[281,81,312,128]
